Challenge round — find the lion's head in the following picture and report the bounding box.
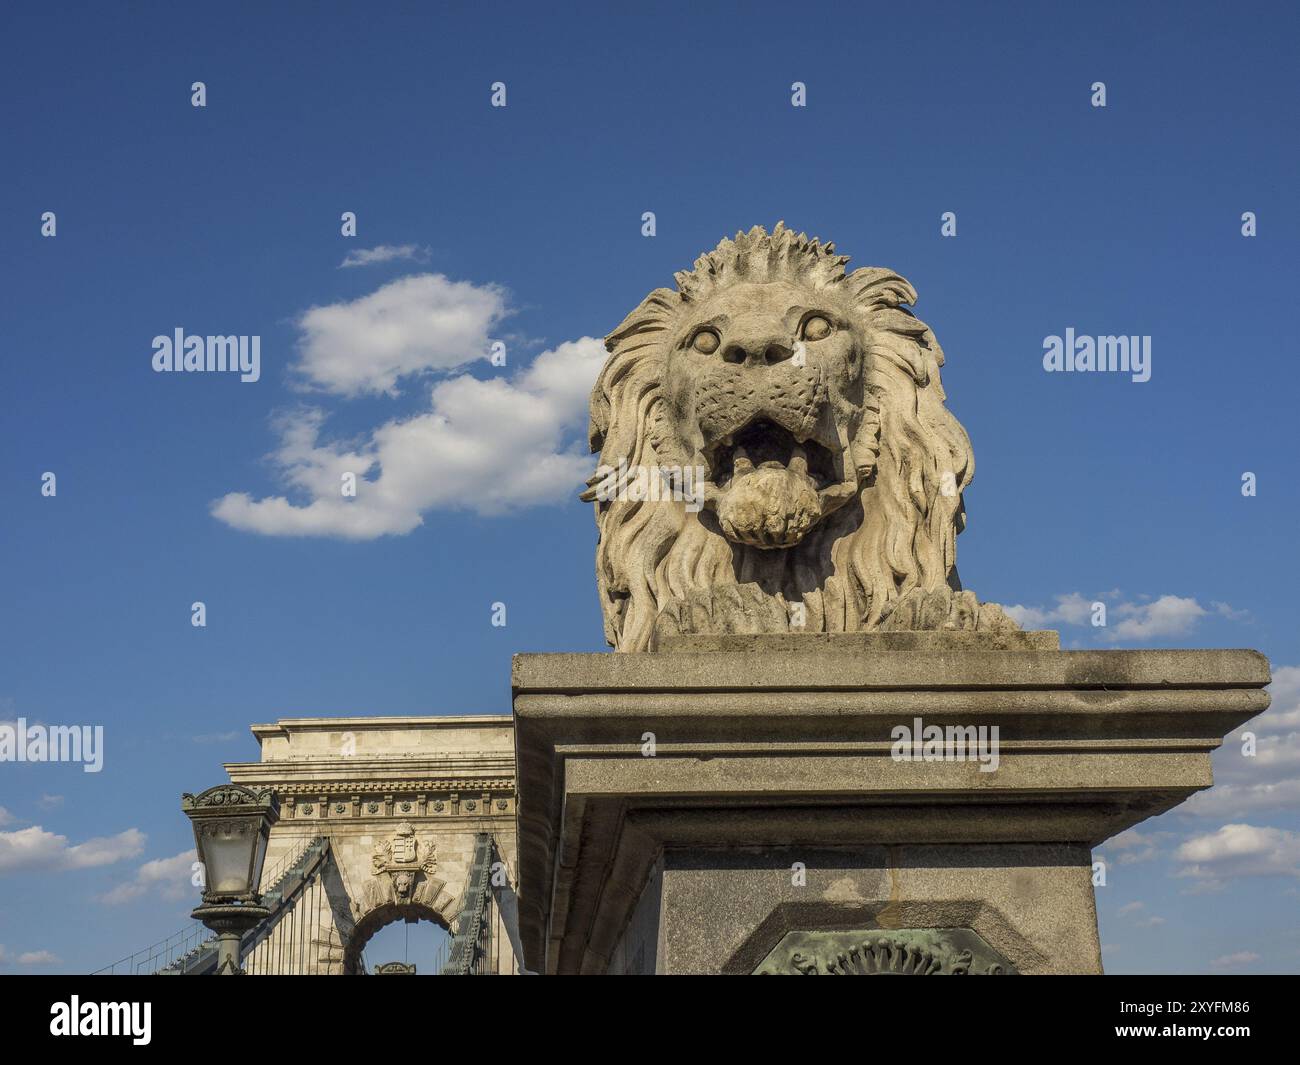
[583,223,1014,651]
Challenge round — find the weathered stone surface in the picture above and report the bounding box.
[511,640,1270,975]
[641,844,1096,975]
[583,223,1018,650]
[659,630,1061,652]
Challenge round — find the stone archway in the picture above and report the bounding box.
[222,713,521,974]
[342,901,452,975]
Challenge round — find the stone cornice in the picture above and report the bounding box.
[512,648,1270,694]
[249,714,513,739]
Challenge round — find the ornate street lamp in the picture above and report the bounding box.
[181,784,279,975]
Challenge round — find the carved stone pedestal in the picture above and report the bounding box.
[511,634,1269,975]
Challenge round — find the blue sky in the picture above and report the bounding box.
[1,1,1297,974]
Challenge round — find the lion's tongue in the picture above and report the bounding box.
[717,464,822,549]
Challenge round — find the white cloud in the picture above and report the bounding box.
[1209,951,1260,969]
[100,849,197,905]
[1114,900,1165,927]
[213,337,605,539]
[1105,829,1164,864]
[1212,601,1250,622]
[1108,595,1207,640]
[0,807,13,827]
[1003,591,1241,643]
[1185,665,1300,818]
[1187,779,1300,819]
[293,273,508,396]
[338,244,431,269]
[17,950,59,966]
[1258,665,1300,732]
[1174,823,1300,883]
[1002,592,1094,629]
[0,826,145,874]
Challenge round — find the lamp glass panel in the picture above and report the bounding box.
[202,820,255,895]
[249,828,271,893]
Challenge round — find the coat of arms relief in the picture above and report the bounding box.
[358,821,443,914]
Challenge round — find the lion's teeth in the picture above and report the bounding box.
[789,443,809,476]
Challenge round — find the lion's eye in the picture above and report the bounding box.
[691,329,720,354]
[801,315,833,341]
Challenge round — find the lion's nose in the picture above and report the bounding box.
[721,332,795,367]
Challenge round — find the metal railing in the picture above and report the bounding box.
[89,922,212,976]
[442,833,498,975]
[90,835,328,975]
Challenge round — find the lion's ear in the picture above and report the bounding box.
[844,267,917,311]
[606,286,680,349]
[846,266,944,388]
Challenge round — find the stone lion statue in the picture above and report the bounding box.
[582,223,1017,651]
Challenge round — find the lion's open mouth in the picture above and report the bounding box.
[705,418,839,491]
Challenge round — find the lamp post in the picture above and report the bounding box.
[181,784,279,975]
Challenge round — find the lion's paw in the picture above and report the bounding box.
[654,584,793,642]
[879,587,1021,633]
